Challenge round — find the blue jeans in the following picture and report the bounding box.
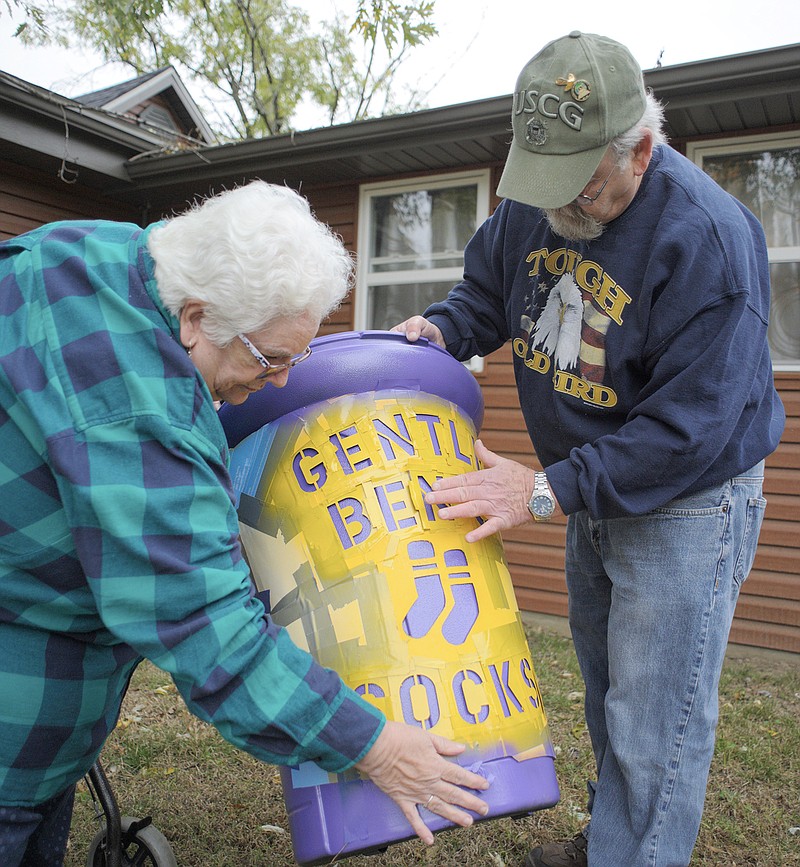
[565,463,766,867]
[0,786,75,867]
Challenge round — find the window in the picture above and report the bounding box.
[356,171,491,370]
[688,133,800,370]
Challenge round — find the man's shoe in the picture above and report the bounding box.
[525,831,588,867]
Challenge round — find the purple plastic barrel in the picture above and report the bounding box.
[221,331,559,865]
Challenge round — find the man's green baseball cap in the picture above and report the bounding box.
[496,31,647,209]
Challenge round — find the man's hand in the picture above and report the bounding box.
[390,316,446,348]
[424,440,560,542]
[355,719,490,845]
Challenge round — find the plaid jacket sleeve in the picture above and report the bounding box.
[49,413,383,771]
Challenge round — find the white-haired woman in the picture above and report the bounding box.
[0,181,488,866]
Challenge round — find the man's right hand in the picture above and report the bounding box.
[390,316,446,348]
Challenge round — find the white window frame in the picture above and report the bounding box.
[355,169,491,336]
[687,131,800,372]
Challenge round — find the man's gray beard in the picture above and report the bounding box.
[543,203,605,241]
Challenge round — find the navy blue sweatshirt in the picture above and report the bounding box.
[425,145,785,519]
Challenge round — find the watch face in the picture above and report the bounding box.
[531,494,554,517]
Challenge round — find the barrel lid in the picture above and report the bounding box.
[220,330,484,447]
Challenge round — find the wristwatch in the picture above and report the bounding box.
[527,471,556,522]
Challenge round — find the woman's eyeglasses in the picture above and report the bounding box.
[238,334,312,379]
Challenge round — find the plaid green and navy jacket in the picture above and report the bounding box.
[0,220,383,806]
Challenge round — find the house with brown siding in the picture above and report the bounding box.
[2,44,798,653]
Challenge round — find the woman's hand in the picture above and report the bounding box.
[390,316,446,348]
[355,719,490,845]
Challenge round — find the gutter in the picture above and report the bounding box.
[125,95,513,185]
[0,70,209,182]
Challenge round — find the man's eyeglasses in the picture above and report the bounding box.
[575,165,616,206]
[237,334,312,379]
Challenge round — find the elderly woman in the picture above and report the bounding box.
[0,181,488,865]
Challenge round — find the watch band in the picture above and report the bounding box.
[528,471,556,522]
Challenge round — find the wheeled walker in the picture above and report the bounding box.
[82,759,177,867]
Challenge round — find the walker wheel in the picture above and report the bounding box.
[86,815,177,866]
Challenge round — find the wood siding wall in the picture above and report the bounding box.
[0,159,137,240]
[302,184,360,339]
[755,372,800,653]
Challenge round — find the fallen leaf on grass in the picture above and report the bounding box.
[259,824,287,835]
[140,767,176,778]
[571,722,586,740]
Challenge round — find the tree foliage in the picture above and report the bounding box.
[4,0,48,36]
[6,0,438,139]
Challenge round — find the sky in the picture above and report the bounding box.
[1,0,797,125]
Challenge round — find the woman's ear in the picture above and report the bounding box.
[179,299,207,353]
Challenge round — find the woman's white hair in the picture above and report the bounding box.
[148,181,355,346]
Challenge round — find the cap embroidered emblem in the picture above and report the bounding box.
[525,117,548,146]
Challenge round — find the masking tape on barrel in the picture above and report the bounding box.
[231,390,553,763]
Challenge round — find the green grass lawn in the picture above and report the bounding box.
[64,626,800,866]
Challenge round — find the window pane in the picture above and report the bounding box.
[701,144,800,364]
[768,262,800,363]
[370,186,477,273]
[368,281,455,331]
[702,147,800,248]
